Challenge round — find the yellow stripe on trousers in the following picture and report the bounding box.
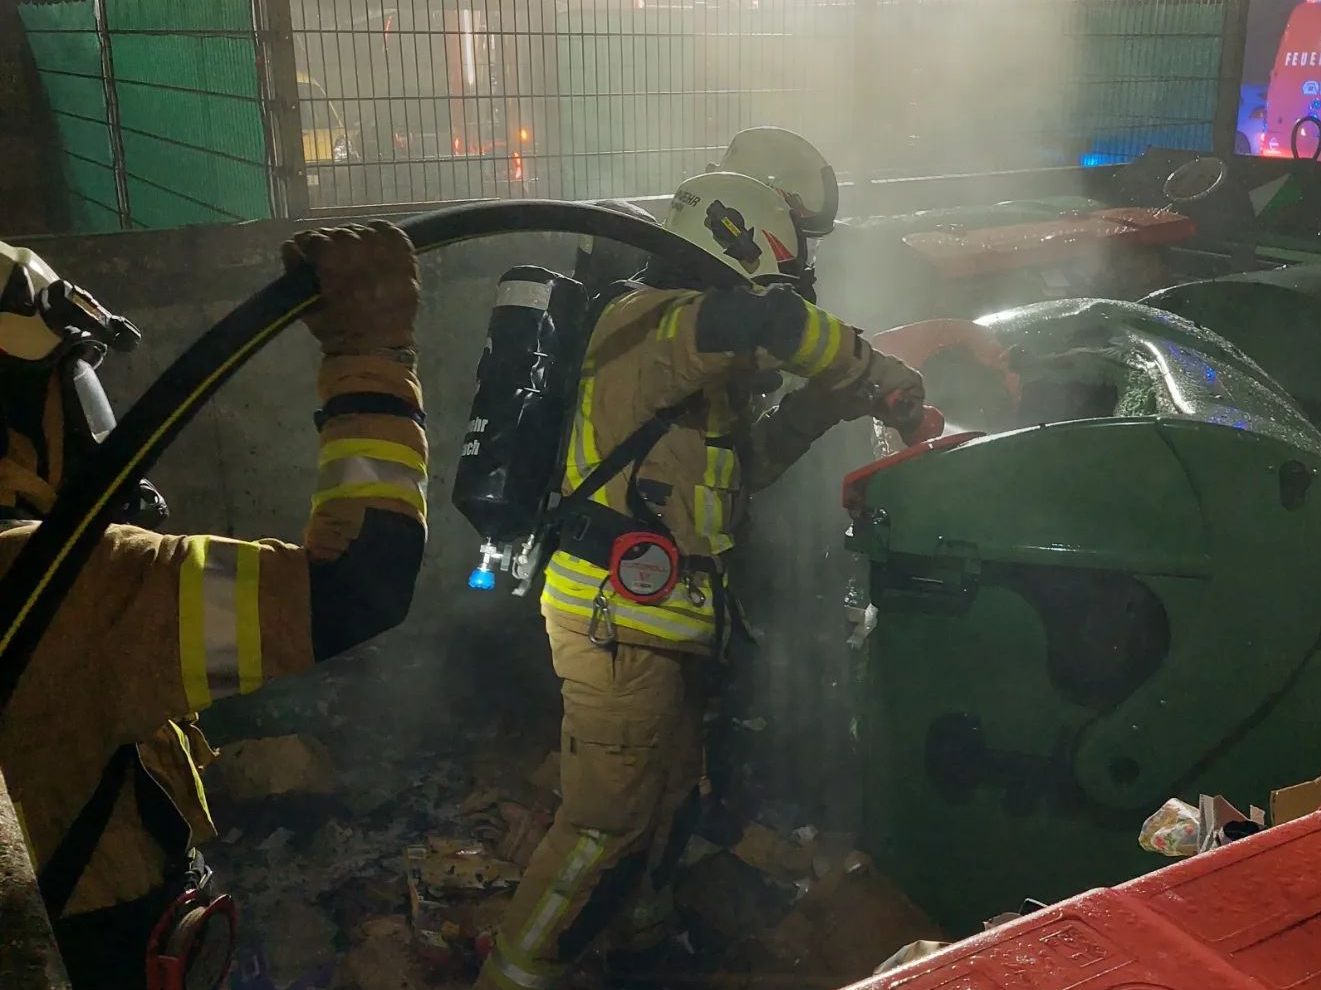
[514,828,609,955]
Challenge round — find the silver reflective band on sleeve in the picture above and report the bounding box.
[314,438,429,516]
[497,280,554,311]
[179,537,263,710]
[316,455,429,494]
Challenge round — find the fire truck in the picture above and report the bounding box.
[1261,0,1321,159]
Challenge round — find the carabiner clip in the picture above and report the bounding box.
[685,573,707,607]
[588,591,617,646]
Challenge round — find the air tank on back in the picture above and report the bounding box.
[452,266,587,592]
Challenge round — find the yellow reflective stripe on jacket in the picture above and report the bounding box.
[693,484,733,555]
[697,398,737,552]
[545,552,716,622]
[542,552,715,642]
[178,536,264,710]
[564,375,608,507]
[166,720,213,824]
[787,305,844,378]
[656,305,682,341]
[313,437,427,516]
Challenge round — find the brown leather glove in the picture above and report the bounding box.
[832,346,925,429]
[280,221,419,353]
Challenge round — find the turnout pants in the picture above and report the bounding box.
[476,622,705,990]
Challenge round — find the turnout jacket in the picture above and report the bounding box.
[0,351,427,917]
[542,283,873,653]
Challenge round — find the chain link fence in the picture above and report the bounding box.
[288,0,1230,213]
[290,0,859,209]
[15,0,1234,225]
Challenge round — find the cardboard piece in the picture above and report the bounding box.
[731,823,815,881]
[1197,794,1265,853]
[213,734,337,800]
[1271,776,1321,826]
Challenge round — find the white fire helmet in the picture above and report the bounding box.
[660,172,808,286]
[714,127,839,238]
[0,242,66,362]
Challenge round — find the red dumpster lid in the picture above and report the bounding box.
[842,431,983,515]
[902,207,1197,280]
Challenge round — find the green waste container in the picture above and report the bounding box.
[1146,265,1321,427]
[847,298,1321,933]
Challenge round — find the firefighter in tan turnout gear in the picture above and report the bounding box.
[0,223,427,990]
[476,172,926,990]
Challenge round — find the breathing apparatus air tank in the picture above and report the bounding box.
[452,266,588,593]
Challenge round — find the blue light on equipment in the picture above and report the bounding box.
[468,568,496,590]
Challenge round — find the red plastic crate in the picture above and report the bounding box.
[853,809,1321,989]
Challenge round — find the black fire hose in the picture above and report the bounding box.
[0,200,745,717]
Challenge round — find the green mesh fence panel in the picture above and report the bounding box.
[19,0,272,230]
[1070,0,1225,165]
[18,0,120,232]
[107,0,272,225]
[288,0,1233,209]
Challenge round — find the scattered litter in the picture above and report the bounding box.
[679,835,723,869]
[334,915,434,990]
[258,827,295,853]
[1139,798,1200,857]
[404,838,514,974]
[675,851,796,941]
[213,734,337,800]
[1198,794,1265,853]
[1139,794,1267,859]
[261,899,339,987]
[792,825,819,845]
[731,823,814,881]
[406,837,522,897]
[983,910,1024,930]
[874,940,949,974]
[1271,775,1321,826]
[493,801,553,868]
[759,849,944,982]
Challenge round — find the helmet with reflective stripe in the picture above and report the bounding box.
[0,241,166,527]
[715,127,839,238]
[658,172,808,286]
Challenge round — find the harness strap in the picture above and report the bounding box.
[39,737,193,920]
[39,744,136,918]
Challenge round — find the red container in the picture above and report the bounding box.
[853,809,1321,989]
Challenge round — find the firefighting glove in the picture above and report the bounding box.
[835,346,926,432]
[281,221,419,354]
